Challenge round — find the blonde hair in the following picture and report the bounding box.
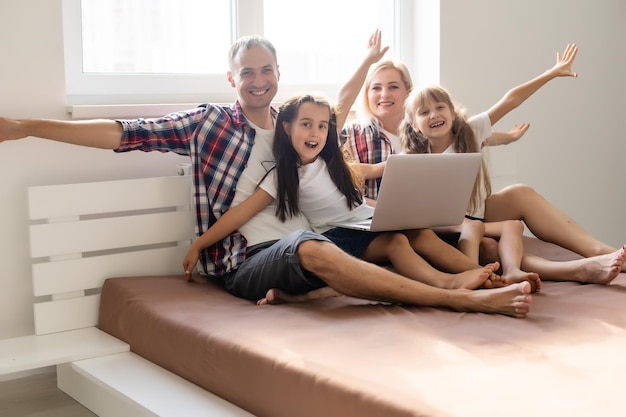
[360,60,413,126]
[402,85,491,215]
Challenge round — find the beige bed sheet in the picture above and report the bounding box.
[98,238,626,417]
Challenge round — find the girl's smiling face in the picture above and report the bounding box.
[282,102,330,165]
[413,96,455,141]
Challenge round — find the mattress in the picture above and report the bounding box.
[98,238,626,417]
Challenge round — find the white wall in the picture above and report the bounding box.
[1,0,624,339]
[0,0,189,338]
[439,0,626,246]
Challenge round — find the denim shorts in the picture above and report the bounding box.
[223,230,331,301]
[322,227,381,258]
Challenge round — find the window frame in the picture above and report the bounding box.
[62,0,238,107]
[62,0,435,118]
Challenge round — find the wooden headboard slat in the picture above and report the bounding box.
[28,176,192,220]
[28,175,193,336]
[29,211,192,258]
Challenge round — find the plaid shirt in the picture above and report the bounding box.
[116,101,270,276]
[341,122,395,200]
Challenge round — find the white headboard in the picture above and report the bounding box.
[28,175,194,335]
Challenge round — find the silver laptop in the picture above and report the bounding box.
[328,153,482,232]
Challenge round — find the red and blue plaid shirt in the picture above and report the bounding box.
[117,101,273,276]
[341,122,395,200]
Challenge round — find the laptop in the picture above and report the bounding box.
[328,153,482,232]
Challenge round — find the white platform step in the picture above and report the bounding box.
[57,351,255,417]
[0,327,129,377]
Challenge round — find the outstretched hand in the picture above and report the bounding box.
[504,122,530,144]
[0,117,26,143]
[481,123,531,148]
[550,43,579,78]
[365,29,390,66]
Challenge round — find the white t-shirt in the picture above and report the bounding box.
[380,128,404,155]
[230,121,310,246]
[441,111,491,218]
[261,158,374,233]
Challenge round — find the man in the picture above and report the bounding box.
[0,34,531,318]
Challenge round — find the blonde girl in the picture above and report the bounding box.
[402,44,626,286]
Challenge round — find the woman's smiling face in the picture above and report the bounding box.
[367,67,410,123]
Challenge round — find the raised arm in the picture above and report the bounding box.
[0,117,123,149]
[335,29,389,131]
[487,43,578,126]
[183,188,274,280]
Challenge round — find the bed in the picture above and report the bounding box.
[12,175,626,417]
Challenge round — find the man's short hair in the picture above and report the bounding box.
[228,35,278,71]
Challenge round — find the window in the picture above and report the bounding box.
[63,0,235,107]
[62,0,437,116]
[263,0,394,86]
[80,0,232,75]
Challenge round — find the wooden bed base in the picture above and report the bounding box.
[0,175,252,416]
[2,175,626,417]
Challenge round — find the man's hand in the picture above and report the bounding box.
[0,117,27,143]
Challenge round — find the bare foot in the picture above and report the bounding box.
[257,287,342,305]
[444,262,500,290]
[481,276,509,289]
[573,246,626,284]
[618,244,626,273]
[466,281,532,318]
[481,266,509,289]
[501,269,541,293]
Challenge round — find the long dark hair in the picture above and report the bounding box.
[273,94,363,221]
